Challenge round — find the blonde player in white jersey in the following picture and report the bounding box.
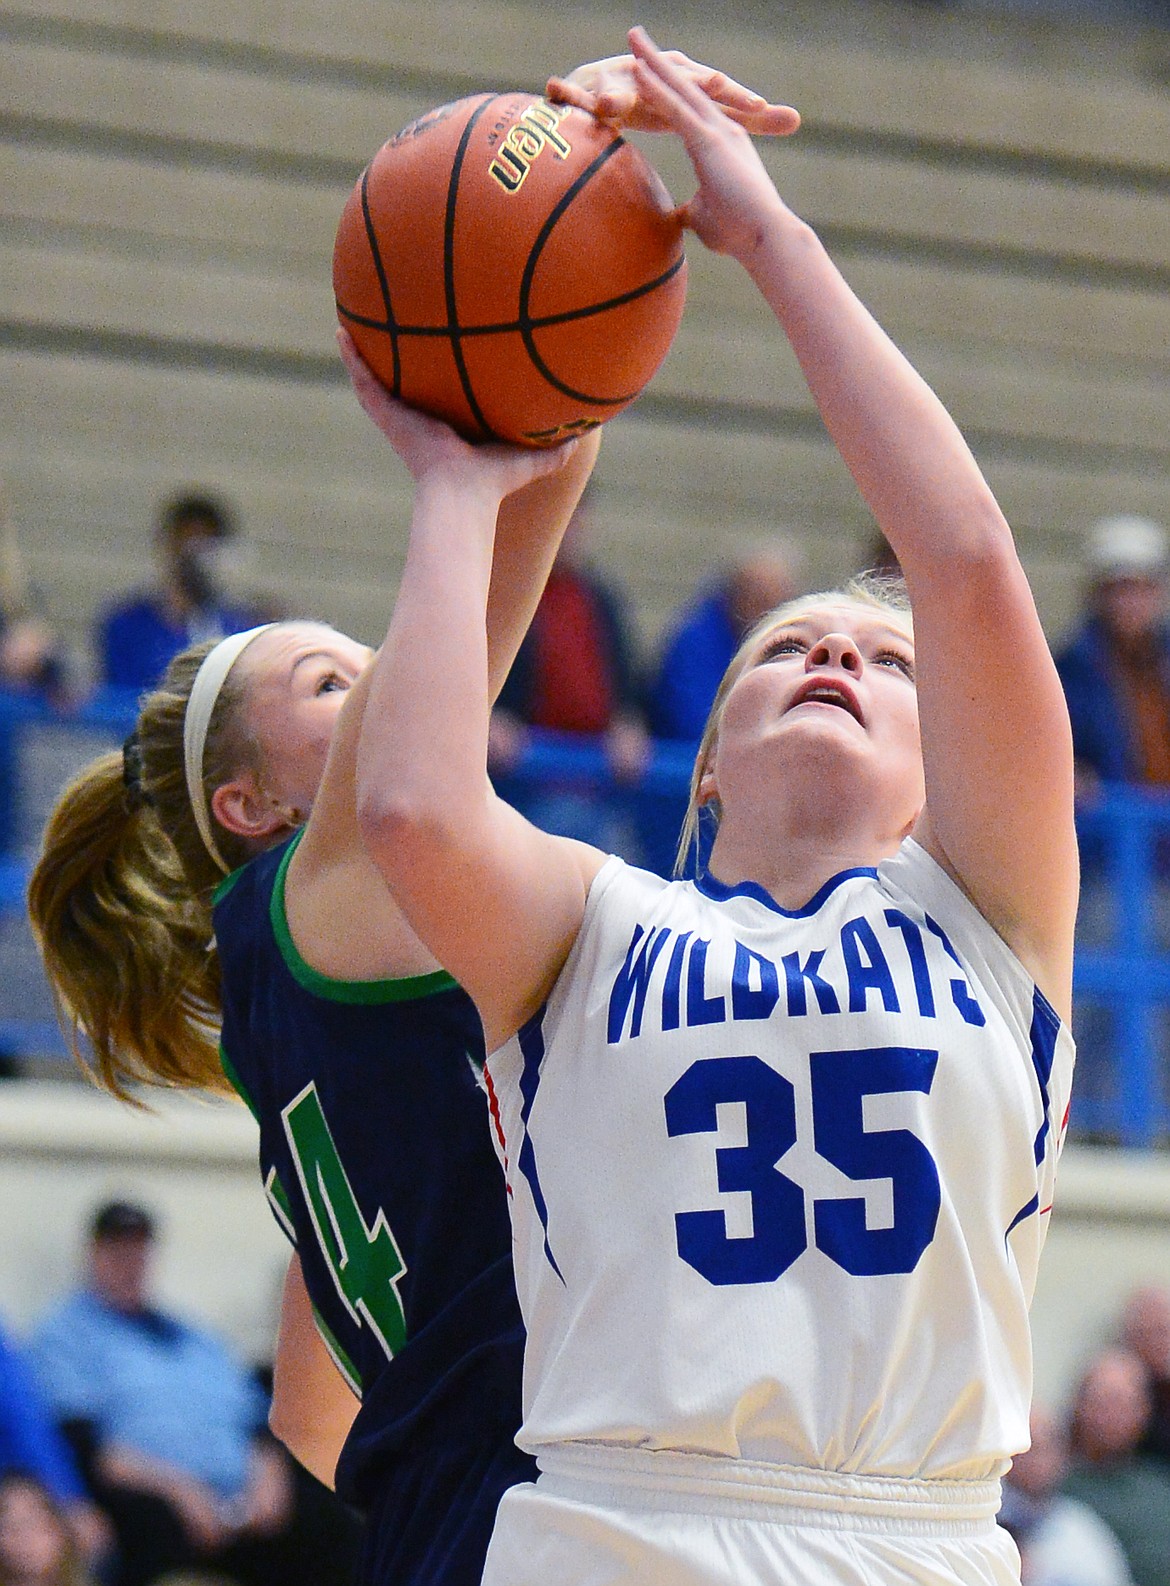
[347,27,1078,1586]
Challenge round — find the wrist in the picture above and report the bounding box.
[734,198,810,278]
[412,467,504,523]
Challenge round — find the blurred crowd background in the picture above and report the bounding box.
[3,0,1170,1579]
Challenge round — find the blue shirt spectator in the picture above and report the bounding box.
[98,492,273,694]
[648,540,801,743]
[27,1290,265,1503]
[1055,515,1170,790]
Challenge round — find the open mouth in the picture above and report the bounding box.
[787,678,864,725]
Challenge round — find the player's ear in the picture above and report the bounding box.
[696,758,718,808]
[210,774,292,844]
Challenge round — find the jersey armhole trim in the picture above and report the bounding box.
[212,861,249,907]
[310,1303,362,1399]
[270,830,459,1004]
[219,1043,260,1122]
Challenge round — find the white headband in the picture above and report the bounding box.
[183,625,275,874]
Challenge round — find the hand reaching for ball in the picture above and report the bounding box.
[547,47,799,138]
[617,29,798,265]
[337,330,581,498]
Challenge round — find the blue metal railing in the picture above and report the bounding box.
[0,688,1166,1145]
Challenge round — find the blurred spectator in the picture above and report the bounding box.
[489,493,650,852]
[647,535,802,744]
[0,1327,108,1570]
[25,1201,359,1586]
[1062,1347,1170,1586]
[1119,1285,1170,1462]
[1055,514,1170,797]
[0,483,69,705]
[0,1471,96,1586]
[1000,1403,1133,1585]
[98,493,274,694]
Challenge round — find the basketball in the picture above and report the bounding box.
[332,93,687,447]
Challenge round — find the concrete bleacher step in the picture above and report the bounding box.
[1,0,1168,663]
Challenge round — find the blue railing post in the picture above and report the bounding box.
[1108,789,1161,1147]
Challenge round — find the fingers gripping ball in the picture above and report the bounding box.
[333,93,687,446]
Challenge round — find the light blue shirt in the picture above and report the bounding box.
[26,1291,266,1501]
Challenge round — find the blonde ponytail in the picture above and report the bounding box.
[28,637,263,1099]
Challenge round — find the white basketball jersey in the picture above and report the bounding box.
[483,839,1074,1483]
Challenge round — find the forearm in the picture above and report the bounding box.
[269,1256,359,1492]
[741,203,1012,577]
[97,1441,205,1505]
[360,472,499,834]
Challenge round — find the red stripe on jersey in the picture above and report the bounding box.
[483,1063,513,1195]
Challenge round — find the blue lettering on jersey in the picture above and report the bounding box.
[661,931,692,1031]
[782,948,841,1016]
[607,925,671,1042]
[884,910,937,1017]
[841,917,901,1013]
[923,915,987,1026]
[686,939,726,1026]
[606,908,987,1044]
[731,941,780,1021]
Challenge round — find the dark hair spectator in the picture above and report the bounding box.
[1062,1347,1170,1586]
[98,491,278,694]
[1119,1285,1170,1464]
[1000,1402,1133,1585]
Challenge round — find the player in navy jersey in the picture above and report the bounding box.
[353,30,1079,1586]
[28,56,799,1586]
[29,410,599,1585]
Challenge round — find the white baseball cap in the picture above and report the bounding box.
[1085,514,1170,580]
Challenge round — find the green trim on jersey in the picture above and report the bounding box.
[212,863,248,907]
[311,1302,362,1398]
[270,830,459,1005]
[219,1043,259,1123]
[264,1166,296,1241]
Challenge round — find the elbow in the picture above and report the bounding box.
[356,781,464,888]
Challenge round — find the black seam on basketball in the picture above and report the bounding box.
[512,254,686,403]
[517,138,677,405]
[337,255,685,340]
[358,164,399,397]
[445,95,499,441]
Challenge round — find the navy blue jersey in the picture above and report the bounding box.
[213,831,534,1584]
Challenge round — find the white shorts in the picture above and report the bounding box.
[480,1445,1021,1586]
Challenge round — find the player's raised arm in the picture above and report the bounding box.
[286,334,599,980]
[354,397,607,1051]
[627,28,1076,1013]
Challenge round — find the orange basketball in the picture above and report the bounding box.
[333,93,687,447]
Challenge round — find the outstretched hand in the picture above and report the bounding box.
[337,329,581,498]
[619,27,792,263]
[547,47,799,138]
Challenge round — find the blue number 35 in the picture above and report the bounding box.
[663,1047,941,1286]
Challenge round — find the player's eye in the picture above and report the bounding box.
[759,635,806,663]
[874,649,915,680]
[316,670,348,695]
